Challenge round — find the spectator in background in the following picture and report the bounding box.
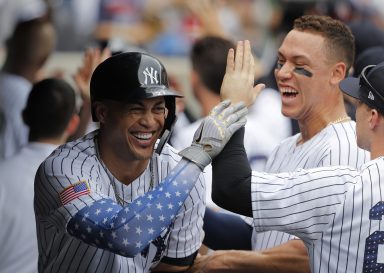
[50,0,100,51]
[94,0,164,53]
[348,19,384,58]
[353,46,384,77]
[0,78,80,273]
[0,0,47,48]
[92,0,277,57]
[0,17,56,159]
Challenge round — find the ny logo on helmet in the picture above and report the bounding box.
[368,91,375,101]
[142,67,159,85]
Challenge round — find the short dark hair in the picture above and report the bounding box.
[190,36,235,95]
[23,78,77,141]
[293,15,355,72]
[5,18,55,67]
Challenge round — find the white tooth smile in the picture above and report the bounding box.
[133,133,152,140]
[280,88,298,95]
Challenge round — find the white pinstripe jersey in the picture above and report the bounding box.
[251,121,369,250]
[34,130,206,273]
[251,157,384,273]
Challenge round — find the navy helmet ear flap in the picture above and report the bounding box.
[164,97,176,132]
[156,96,177,154]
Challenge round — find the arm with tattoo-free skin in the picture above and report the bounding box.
[187,240,309,273]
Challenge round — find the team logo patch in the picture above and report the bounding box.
[60,180,90,205]
[142,66,159,85]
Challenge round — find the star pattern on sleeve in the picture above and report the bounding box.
[67,159,200,258]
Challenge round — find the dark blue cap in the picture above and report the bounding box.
[340,61,384,113]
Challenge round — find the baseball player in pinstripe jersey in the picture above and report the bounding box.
[190,15,370,273]
[252,14,369,262]
[211,61,384,273]
[33,52,255,273]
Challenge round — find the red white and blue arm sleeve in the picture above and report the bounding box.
[67,158,201,257]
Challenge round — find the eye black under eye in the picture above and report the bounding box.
[293,67,313,77]
[275,62,283,69]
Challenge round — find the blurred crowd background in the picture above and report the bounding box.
[0,0,384,119]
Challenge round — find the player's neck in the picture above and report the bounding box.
[370,130,384,160]
[96,136,149,185]
[110,158,149,185]
[297,108,349,145]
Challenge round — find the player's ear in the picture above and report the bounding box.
[330,62,347,85]
[369,108,381,130]
[94,101,108,123]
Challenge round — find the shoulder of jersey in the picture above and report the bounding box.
[326,120,357,144]
[48,132,97,159]
[361,156,384,170]
[158,143,182,162]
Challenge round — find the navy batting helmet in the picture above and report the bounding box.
[90,52,183,153]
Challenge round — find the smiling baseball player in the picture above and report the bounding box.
[34,51,250,273]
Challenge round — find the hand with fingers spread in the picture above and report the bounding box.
[179,100,248,170]
[70,48,111,139]
[73,48,111,103]
[221,40,265,107]
[185,0,228,38]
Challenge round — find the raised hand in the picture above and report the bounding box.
[185,0,227,38]
[220,40,265,107]
[73,47,111,102]
[69,48,111,139]
[179,100,248,170]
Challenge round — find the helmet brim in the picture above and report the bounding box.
[143,86,183,99]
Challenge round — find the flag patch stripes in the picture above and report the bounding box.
[60,181,90,205]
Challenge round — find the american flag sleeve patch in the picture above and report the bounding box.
[60,181,90,205]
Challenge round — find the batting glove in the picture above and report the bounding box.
[179,100,248,170]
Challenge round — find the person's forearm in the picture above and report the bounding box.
[217,249,309,273]
[189,240,310,273]
[258,240,311,273]
[211,128,252,216]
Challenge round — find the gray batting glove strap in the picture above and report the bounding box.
[178,145,212,170]
[179,100,248,170]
